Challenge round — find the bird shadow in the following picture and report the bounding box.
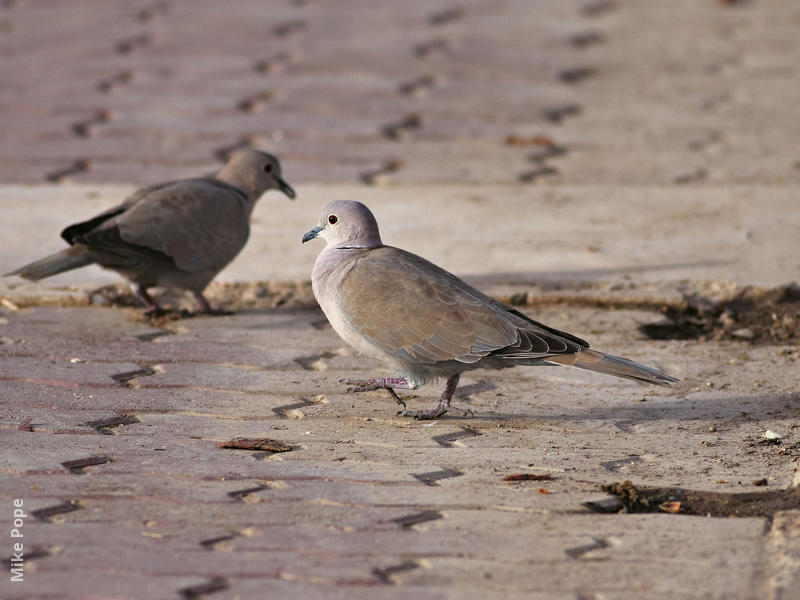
[459,391,800,426]
[454,379,497,402]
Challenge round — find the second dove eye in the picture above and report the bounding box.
[263,163,273,173]
[328,215,338,225]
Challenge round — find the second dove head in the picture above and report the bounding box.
[219,148,295,200]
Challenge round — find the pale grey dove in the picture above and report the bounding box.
[5,149,295,314]
[303,200,679,419]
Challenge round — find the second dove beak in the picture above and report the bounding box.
[302,225,323,243]
[277,176,296,199]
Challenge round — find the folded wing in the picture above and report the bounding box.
[337,247,587,365]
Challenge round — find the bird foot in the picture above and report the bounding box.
[339,378,412,411]
[192,292,232,316]
[339,377,410,393]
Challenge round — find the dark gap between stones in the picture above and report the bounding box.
[586,480,800,519]
[639,283,800,343]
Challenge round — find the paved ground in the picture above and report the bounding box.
[1,303,799,599]
[2,1,800,599]
[2,0,799,187]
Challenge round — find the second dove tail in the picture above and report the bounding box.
[546,348,679,387]
[4,246,93,281]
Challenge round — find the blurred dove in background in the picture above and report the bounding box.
[5,149,295,314]
[303,200,678,419]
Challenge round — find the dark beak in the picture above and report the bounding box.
[302,225,323,244]
[276,176,296,199]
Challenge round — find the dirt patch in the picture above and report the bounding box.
[216,437,294,452]
[596,480,800,519]
[499,280,800,346]
[88,280,317,312]
[5,279,800,347]
[639,283,800,344]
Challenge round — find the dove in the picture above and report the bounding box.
[303,200,679,419]
[5,149,295,314]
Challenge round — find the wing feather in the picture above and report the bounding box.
[115,179,250,272]
[337,247,585,366]
[66,178,250,273]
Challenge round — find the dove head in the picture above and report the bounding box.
[302,200,383,249]
[216,149,295,201]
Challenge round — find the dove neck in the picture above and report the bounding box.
[331,237,382,251]
[215,167,263,207]
[328,227,382,250]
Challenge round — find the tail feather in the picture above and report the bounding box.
[4,246,93,281]
[546,349,679,387]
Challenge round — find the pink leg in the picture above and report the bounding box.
[136,285,162,315]
[342,374,473,419]
[339,377,412,410]
[193,291,232,315]
[339,377,412,392]
[399,374,473,420]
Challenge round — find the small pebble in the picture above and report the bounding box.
[731,328,754,340]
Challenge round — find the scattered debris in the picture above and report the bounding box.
[731,327,754,340]
[594,480,800,518]
[61,455,112,474]
[639,283,800,344]
[582,496,624,513]
[216,438,294,452]
[602,480,647,511]
[504,135,557,147]
[658,501,682,513]
[84,280,317,313]
[503,473,555,482]
[87,413,140,435]
[1,298,20,311]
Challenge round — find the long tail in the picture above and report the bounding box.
[4,246,93,281]
[546,349,679,387]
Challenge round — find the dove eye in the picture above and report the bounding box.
[263,163,273,173]
[328,215,338,225]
